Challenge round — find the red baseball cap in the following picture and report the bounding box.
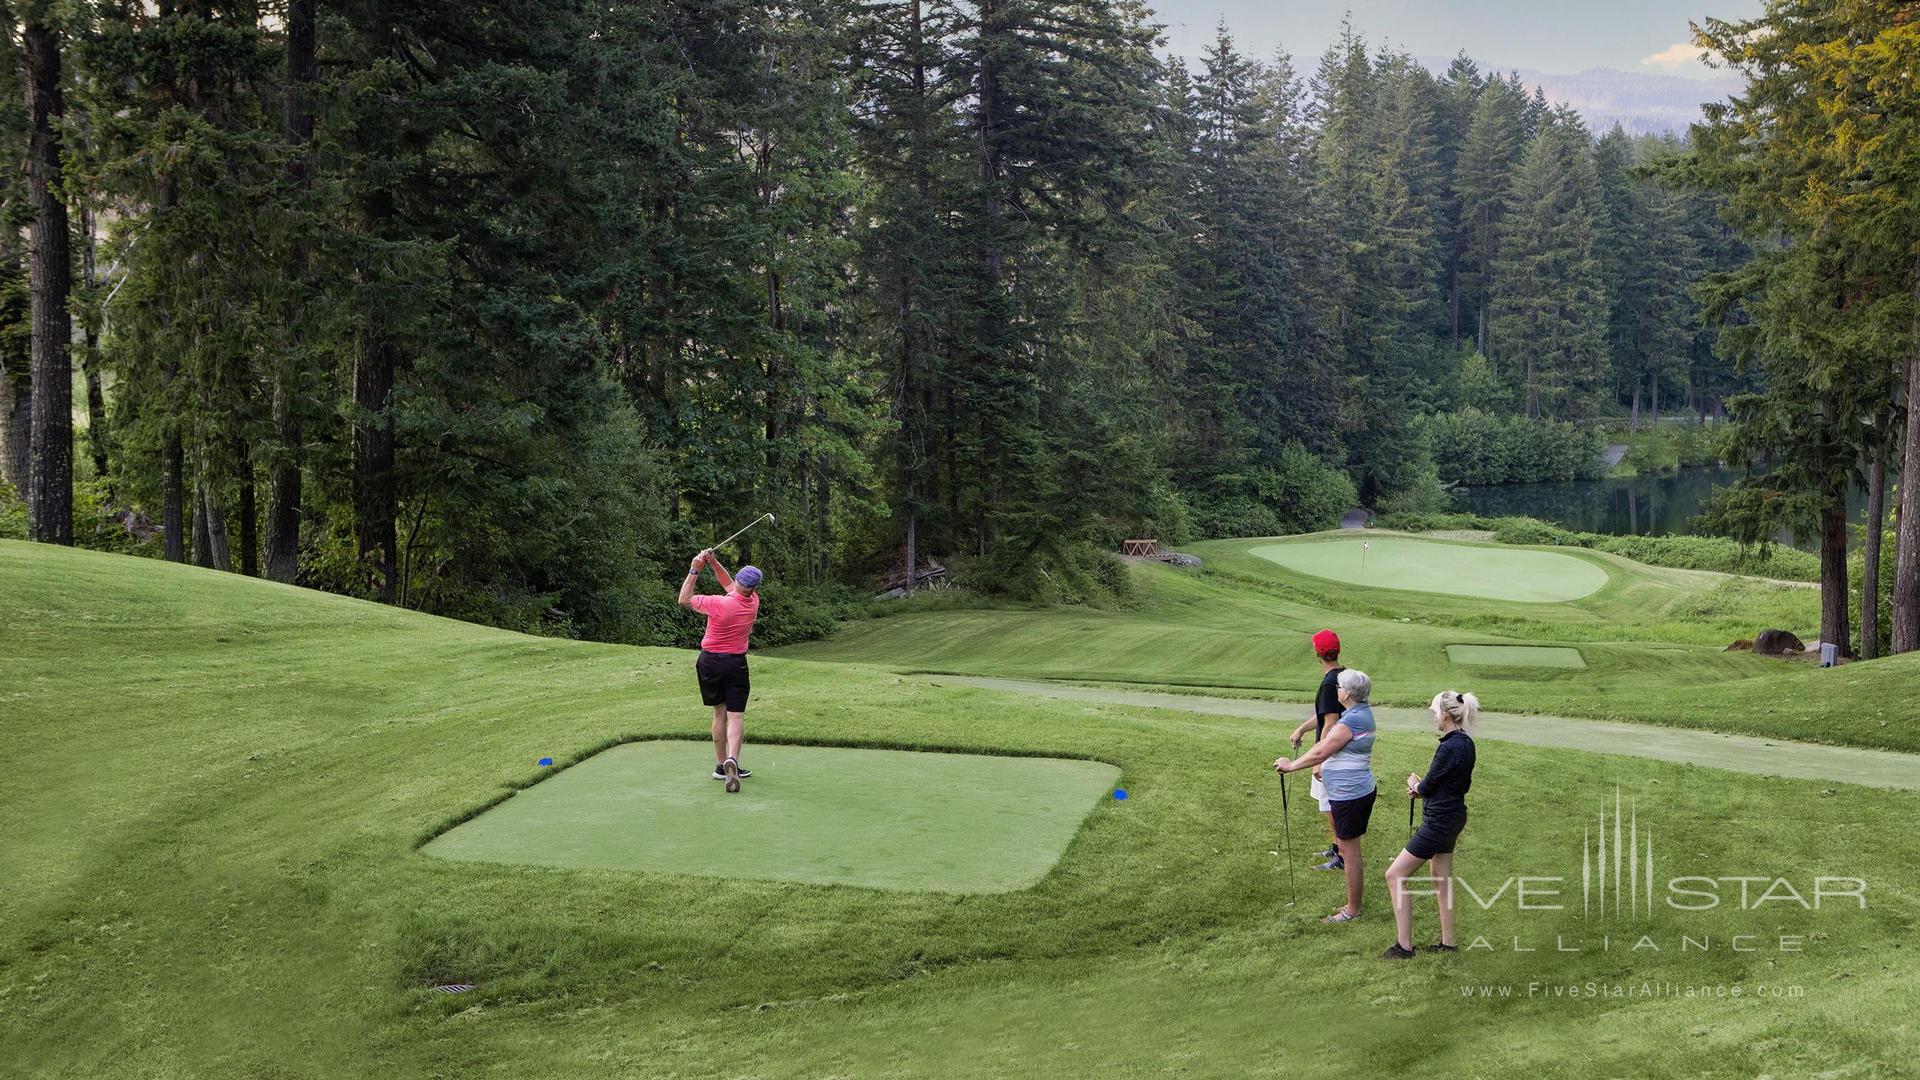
[1311,629,1340,655]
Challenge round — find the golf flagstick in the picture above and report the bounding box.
[1279,769,1297,907]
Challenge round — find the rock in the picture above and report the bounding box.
[1753,629,1805,656]
[876,587,908,600]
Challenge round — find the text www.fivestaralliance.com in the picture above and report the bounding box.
[1461,982,1806,1000]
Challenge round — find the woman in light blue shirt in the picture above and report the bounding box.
[1276,669,1378,923]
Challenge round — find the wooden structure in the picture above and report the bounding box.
[1121,539,1160,557]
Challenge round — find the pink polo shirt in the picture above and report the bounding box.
[689,588,760,653]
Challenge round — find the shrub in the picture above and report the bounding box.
[1477,513,1821,582]
[949,541,1134,607]
[0,479,23,540]
[1616,425,1724,475]
[1422,410,1608,486]
[1186,444,1356,539]
[1372,510,1500,532]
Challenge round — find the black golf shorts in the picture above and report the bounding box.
[696,650,751,712]
[1407,812,1466,860]
[1328,790,1376,840]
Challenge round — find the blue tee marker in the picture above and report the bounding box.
[1113,788,1128,801]
[538,757,553,767]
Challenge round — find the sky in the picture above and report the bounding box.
[1150,0,1764,80]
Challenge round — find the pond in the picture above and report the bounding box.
[1453,466,1870,548]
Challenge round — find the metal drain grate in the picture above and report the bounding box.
[431,983,475,994]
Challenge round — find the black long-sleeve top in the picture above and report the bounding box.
[1415,730,1475,821]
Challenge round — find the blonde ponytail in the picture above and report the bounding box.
[1431,690,1480,732]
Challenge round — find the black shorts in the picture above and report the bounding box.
[696,650,750,712]
[1407,812,1466,860]
[1328,790,1377,840]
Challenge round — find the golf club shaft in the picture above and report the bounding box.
[710,513,773,553]
[1280,769,1296,905]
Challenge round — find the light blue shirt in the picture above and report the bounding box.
[1319,703,1377,801]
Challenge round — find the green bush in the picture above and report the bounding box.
[0,479,23,539]
[1187,444,1356,539]
[1482,514,1820,582]
[1422,410,1608,486]
[1371,510,1500,532]
[1615,425,1724,475]
[949,541,1135,607]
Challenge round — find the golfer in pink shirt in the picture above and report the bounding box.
[679,548,763,793]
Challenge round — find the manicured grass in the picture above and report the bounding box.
[5,540,1918,1079]
[786,532,1920,754]
[1446,644,1587,668]
[423,740,1119,892]
[1252,535,1610,601]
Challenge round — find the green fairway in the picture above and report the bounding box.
[1446,643,1587,668]
[1250,535,1611,601]
[780,533,1920,752]
[423,740,1119,892]
[7,540,1920,1080]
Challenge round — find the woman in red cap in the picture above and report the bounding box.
[1289,629,1347,871]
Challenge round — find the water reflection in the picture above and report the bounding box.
[1454,467,1868,549]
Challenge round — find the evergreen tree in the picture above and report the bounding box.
[1490,108,1609,419]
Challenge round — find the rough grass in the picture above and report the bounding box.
[3,540,1917,1079]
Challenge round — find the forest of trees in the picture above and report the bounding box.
[2,1,1905,660]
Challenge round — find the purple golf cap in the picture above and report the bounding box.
[736,565,763,589]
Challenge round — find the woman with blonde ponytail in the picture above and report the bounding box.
[1380,690,1479,960]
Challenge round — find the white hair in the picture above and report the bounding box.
[1336,668,1371,703]
[1431,690,1480,731]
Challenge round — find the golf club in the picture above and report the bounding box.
[1409,792,1416,844]
[1278,768,1297,907]
[709,512,775,553]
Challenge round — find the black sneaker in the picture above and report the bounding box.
[1427,942,1458,953]
[712,764,752,780]
[1321,844,1339,858]
[1311,855,1345,872]
[722,758,741,794]
[1381,943,1416,960]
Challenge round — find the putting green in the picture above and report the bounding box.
[1446,644,1587,668]
[1250,536,1608,602]
[422,740,1120,893]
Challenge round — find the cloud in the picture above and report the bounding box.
[1641,42,1706,68]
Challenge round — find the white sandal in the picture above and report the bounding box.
[1322,909,1359,924]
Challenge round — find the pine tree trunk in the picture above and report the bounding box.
[163,431,186,562]
[197,481,232,572]
[235,436,257,576]
[265,0,317,584]
[1650,378,1661,424]
[0,353,27,495]
[1894,256,1920,653]
[1863,425,1887,660]
[24,19,71,545]
[1630,382,1641,432]
[904,507,918,592]
[353,332,398,603]
[1820,495,1851,658]
[192,483,213,567]
[79,206,109,482]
